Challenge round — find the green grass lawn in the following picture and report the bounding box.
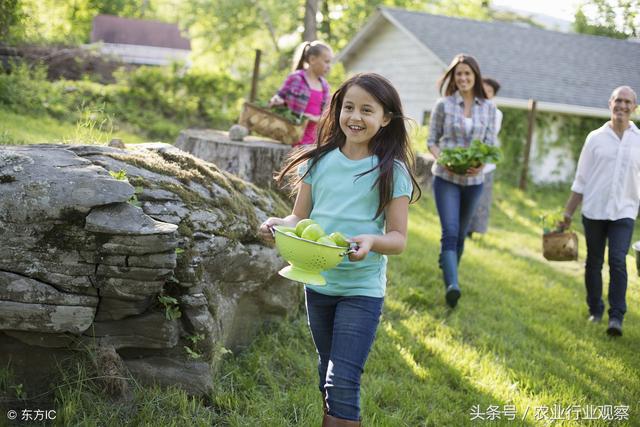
[41,181,639,426]
[0,108,146,145]
[2,99,635,425]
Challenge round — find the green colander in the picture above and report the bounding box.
[271,225,355,285]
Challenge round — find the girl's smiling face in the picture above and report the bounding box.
[339,84,391,147]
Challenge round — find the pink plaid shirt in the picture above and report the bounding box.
[276,70,330,117]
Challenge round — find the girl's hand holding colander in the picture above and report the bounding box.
[258,217,285,242]
[347,235,374,262]
[259,216,298,242]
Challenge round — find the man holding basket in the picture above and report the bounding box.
[559,86,639,337]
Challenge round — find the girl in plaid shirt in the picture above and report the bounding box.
[269,41,333,147]
[427,54,496,308]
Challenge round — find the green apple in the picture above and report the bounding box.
[276,226,297,234]
[301,223,325,241]
[329,232,350,248]
[295,219,316,237]
[317,236,337,246]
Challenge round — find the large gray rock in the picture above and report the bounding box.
[0,145,134,222]
[0,271,97,333]
[124,356,214,395]
[86,203,178,235]
[0,143,301,397]
[89,311,181,349]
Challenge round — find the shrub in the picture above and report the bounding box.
[0,60,247,142]
[0,62,49,114]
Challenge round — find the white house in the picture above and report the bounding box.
[336,7,640,183]
[90,15,191,67]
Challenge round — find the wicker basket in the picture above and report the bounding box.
[542,231,578,261]
[239,102,307,145]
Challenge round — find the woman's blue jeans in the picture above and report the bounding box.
[582,215,634,321]
[433,176,484,287]
[305,288,383,421]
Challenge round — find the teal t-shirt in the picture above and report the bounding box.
[299,148,413,297]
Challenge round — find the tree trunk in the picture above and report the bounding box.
[321,0,331,41]
[303,0,318,41]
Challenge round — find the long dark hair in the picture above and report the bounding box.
[293,40,331,71]
[276,73,422,219]
[438,53,487,99]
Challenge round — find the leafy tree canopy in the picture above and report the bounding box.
[573,0,639,39]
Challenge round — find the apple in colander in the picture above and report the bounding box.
[328,232,349,248]
[295,219,316,236]
[316,236,338,246]
[301,223,326,241]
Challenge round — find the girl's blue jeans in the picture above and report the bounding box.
[433,176,484,286]
[305,288,384,421]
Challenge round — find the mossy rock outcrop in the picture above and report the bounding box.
[0,143,297,397]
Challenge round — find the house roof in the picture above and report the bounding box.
[91,15,190,50]
[338,7,640,115]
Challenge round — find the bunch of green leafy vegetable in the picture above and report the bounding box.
[255,101,305,125]
[538,209,569,234]
[437,140,502,174]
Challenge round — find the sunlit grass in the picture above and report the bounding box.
[8,181,637,425]
[204,181,639,426]
[0,108,145,145]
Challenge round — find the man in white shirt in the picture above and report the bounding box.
[560,86,639,337]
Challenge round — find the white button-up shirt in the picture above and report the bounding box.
[571,121,640,220]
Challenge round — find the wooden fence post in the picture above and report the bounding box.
[519,99,537,191]
[249,49,262,103]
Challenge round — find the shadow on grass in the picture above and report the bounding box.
[390,208,640,425]
[367,309,539,427]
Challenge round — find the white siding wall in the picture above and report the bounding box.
[97,43,191,66]
[341,21,443,124]
[528,119,577,183]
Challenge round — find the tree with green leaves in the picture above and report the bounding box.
[0,0,24,42]
[317,0,490,52]
[573,0,639,39]
[7,0,171,44]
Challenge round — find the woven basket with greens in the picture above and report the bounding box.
[437,140,502,174]
[255,101,305,125]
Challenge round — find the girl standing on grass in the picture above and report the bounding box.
[259,73,421,426]
[427,54,496,309]
[269,41,333,147]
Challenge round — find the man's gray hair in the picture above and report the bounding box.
[610,86,638,104]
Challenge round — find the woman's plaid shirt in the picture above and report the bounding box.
[427,92,497,186]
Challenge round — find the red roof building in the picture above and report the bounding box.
[90,15,191,66]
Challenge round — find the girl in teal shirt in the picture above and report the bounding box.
[260,73,421,425]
